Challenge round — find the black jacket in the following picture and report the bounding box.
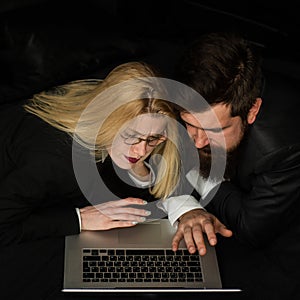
[205,68,300,297]
[0,102,163,299]
[0,103,156,246]
[207,68,300,245]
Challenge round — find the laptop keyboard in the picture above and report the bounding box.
[82,248,203,283]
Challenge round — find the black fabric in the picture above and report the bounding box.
[0,102,160,299]
[98,156,157,203]
[204,68,300,299]
[0,237,65,300]
[0,102,85,245]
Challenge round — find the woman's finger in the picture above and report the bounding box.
[95,198,147,209]
[107,213,147,223]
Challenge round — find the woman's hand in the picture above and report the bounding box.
[79,197,151,231]
[172,209,233,255]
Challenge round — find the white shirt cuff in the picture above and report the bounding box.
[157,195,204,227]
[75,208,82,232]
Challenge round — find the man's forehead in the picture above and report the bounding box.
[181,104,231,128]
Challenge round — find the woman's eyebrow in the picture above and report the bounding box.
[125,128,166,136]
[124,128,140,135]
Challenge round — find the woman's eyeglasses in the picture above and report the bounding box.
[122,134,166,147]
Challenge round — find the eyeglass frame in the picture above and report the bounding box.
[121,133,167,147]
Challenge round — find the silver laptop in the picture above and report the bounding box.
[63,219,240,292]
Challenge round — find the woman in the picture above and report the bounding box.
[0,61,184,245]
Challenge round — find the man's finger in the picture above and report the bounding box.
[190,225,206,255]
[182,226,197,254]
[202,219,217,246]
[172,230,183,252]
[217,224,233,237]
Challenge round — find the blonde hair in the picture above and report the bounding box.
[24,61,181,199]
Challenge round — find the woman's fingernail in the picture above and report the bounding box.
[132,221,138,225]
[140,217,146,222]
[142,200,148,205]
[145,210,151,216]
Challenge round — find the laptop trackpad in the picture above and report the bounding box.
[118,223,161,244]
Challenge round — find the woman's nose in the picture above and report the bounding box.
[132,141,148,157]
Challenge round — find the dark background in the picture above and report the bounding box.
[1,2,299,299]
[1,0,300,104]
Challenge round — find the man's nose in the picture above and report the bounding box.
[193,129,210,149]
[132,141,147,156]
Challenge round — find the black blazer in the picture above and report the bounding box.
[0,103,161,299]
[205,68,300,284]
[0,103,156,246]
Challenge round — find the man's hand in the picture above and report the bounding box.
[172,209,232,255]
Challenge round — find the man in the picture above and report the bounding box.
[171,32,300,299]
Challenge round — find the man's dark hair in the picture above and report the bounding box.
[176,32,263,122]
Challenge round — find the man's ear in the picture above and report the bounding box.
[247,98,262,124]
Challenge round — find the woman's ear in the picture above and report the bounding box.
[247,98,262,124]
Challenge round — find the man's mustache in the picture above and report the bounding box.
[199,145,226,157]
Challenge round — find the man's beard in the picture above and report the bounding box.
[198,122,248,180]
[198,145,238,180]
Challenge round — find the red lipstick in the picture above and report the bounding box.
[125,156,140,163]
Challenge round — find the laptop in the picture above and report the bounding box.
[63,219,240,292]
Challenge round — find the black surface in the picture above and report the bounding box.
[1,0,300,105]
